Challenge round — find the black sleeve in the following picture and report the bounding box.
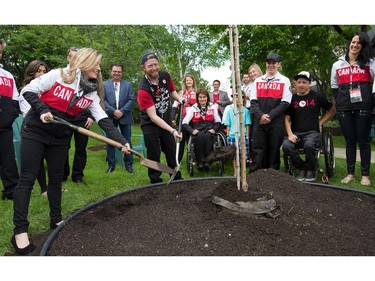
[98,117,128,145]
[250,99,263,121]
[318,93,333,111]
[23,91,50,115]
[12,99,20,112]
[268,101,290,120]
[213,122,222,133]
[182,123,194,134]
[332,88,338,101]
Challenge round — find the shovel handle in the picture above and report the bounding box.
[129,148,143,159]
[45,116,134,154]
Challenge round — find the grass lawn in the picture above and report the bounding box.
[0,124,374,256]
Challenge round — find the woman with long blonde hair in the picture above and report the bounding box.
[11,48,131,255]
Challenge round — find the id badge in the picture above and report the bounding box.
[350,88,362,103]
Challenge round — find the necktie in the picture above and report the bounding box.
[114,83,119,109]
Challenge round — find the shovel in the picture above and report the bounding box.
[45,116,175,174]
[166,102,184,185]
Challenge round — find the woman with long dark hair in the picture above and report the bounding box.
[331,31,375,186]
[182,88,222,171]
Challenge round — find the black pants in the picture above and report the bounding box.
[250,118,284,172]
[13,138,67,234]
[0,130,19,198]
[143,130,181,183]
[177,127,189,163]
[192,132,215,164]
[36,159,47,194]
[64,122,89,181]
[337,110,372,176]
[282,131,321,171]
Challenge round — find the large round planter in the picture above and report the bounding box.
[39,169,375,256]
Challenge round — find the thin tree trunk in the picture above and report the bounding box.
[228,25,240,191]
[233,25,248,192]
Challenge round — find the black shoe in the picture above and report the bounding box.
[2,194,14,200]
[11,235,36,255]
[150,178,163,184]
[106,167,115,173]
[197,163,204,171]
[126,167,134,174]
[172,172,183,181]
[50,220,64,230]
[72,178,84,184]
[296,170,306,181]
[204,163,210,172]
[304,170,316,182]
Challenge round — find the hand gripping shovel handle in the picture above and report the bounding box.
[45,116,175,174]
[166,102,184,185]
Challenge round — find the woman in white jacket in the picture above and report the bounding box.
[11,48,131,255]
[182,88,221,172]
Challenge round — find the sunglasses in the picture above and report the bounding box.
[67,47,79,54]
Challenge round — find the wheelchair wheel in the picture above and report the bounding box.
[214,132,227,176]
[323,130,335,178]
[186,137,194,177]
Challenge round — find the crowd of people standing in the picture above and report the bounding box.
[0,30,374,255]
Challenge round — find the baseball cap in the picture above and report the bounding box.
[294,71,311,82]
[0,39,6,48]
[141,52,158,65]
[265,53,281,62]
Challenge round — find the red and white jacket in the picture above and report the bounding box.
[20,69,108,144]
[22,69,106,120]
[250,71,292,122]
[171,89,196,120]
[182,102,222,134]
[0,67,20,131]
[331,55,375,111]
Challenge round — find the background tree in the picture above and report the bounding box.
[0,25,228,121]
[1,25,374,120]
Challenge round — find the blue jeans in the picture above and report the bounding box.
[107,123,133,169]
[337,110,372,176]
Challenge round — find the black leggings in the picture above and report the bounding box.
[13,138,68,234]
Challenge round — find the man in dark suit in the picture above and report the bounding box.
[103,63,135,173]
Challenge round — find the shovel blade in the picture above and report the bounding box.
[140,158,175,174]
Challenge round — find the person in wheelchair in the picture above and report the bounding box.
[282,71,336,182]
[182,88,222,172]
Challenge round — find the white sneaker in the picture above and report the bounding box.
[341,175,354,184]
[360,177,371,186]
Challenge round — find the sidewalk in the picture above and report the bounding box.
[335,147,375,163]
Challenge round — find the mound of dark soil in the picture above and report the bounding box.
[28,168,375,256]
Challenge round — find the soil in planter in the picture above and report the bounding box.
[21,169,375,256]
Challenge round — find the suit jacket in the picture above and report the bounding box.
[103,79,135,125]
[209,90,231,113]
